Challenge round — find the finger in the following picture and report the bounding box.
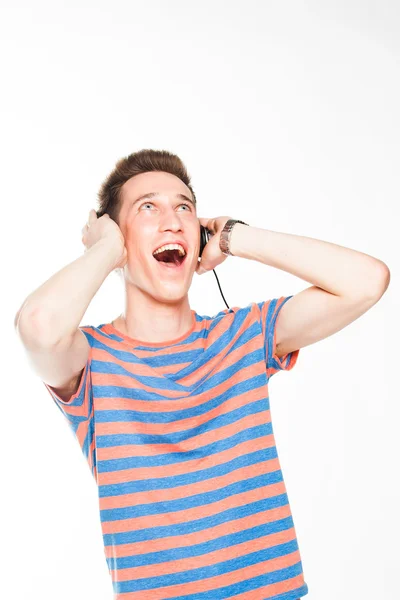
[198,217,211,229]
[88,209,97,225]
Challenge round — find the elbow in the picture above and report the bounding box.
[365,261,390,301]
[345,260,390,304]
[14,306,47,344]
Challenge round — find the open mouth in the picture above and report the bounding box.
[152,248,187,269]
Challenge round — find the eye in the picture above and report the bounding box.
[140,202,192,211]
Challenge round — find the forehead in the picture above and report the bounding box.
[121,171,193,203]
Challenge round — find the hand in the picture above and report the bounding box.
[81,209,128,270]
[196,216,232,275]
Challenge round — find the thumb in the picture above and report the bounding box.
[196,261,207,275]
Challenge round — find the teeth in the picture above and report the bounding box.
[153,243,186,256]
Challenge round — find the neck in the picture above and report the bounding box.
[113,286,194,344]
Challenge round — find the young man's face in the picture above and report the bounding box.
[117,171,201,303]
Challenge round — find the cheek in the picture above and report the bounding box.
[128,237,154,270]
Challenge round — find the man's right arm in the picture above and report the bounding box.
[15,240,120,400]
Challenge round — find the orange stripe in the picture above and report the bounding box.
[98,429,276,491]
[111,533,301,584]
[97,403,273,477]
[99,447,283,511]
[113,555,305,599]
[92,327,265,399]
[96,379,267,442]
[104,499,292,558]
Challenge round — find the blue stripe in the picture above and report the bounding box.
[114,557,303,595]
[101,471,286,525]
[104,500,292,552]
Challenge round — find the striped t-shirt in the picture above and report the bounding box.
[44,296,308,600]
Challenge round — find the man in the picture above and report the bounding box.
[15,149,390,599]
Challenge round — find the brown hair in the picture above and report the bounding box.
[96,149,197,225]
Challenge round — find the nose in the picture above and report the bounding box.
[159,206,184,231]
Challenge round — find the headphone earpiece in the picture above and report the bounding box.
[199,224,210,257]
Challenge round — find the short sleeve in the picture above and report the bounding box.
[255,296,300,380]
[42,326,96,477]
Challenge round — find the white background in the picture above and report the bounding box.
[2,1,399,599]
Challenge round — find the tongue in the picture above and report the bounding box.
[154,249,183,266]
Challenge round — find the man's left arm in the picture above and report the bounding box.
[227,224,390,358]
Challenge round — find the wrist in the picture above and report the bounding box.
[219,219,249,256]
[229,223,250,257]
[92,239,123,273]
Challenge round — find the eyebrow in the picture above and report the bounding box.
[129,192,195,209]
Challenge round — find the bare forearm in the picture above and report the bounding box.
[229,224,390,299]
[16,241,119,344]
